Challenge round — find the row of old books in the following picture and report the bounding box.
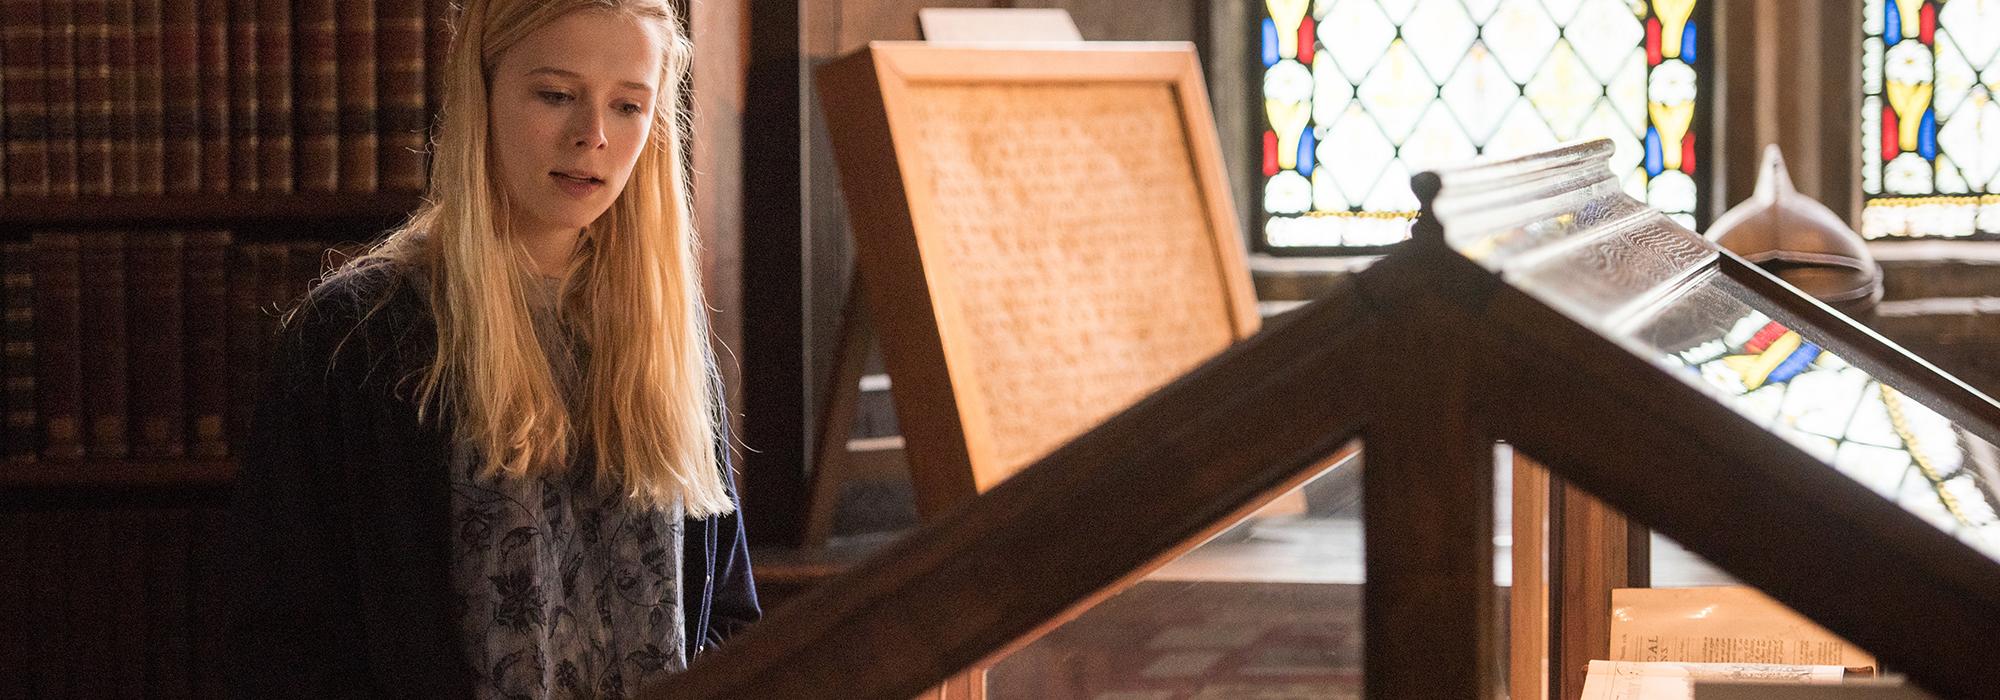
[0,0,453,198]
[1,231,352,464]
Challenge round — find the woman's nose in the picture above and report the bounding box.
[570,107,607,149]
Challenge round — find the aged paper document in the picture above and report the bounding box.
[1612,586,1876,667]
[1581,660,1845,700]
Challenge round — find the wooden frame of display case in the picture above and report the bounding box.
[648,140,2000,700]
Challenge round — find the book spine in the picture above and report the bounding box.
[127,231,185,458]
[108,0,140,195]
[378,0,425,192]
[425,0,453,135]
[3,242,36,464]
[292,0,337,192]
[254,0,290,192]
[226,0,256,192]
[30,233,83,460]
[158,0,197,193]
[44,0,79,197]
[130,0,163,195]
[2,0,50,197]
[195,0,227,193]
[77,231,128,459]
[75,0,113,197]
[183,230,229,458]
[225,241,262,450]
[336,0,377,192]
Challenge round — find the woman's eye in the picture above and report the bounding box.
[538,90,573,104]
[618,103,644,115]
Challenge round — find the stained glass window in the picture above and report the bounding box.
[1259,0,1707,251]
[1860,0,2000,240]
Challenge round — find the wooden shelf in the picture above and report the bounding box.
[0,192,425,227]
[0,458,236,491]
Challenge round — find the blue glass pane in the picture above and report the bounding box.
[1681,20,1698,63]
[1262,18,1280,68]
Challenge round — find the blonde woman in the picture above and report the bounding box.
[225,1,757,695]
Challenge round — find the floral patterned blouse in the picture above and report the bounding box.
[450,453,687,699]
[448,280,688,699]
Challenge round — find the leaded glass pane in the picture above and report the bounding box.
[1860,0,2000,239]
[1260,0,1706,250]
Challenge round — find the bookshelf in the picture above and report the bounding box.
[0,192,425,228]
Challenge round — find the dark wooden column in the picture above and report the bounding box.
[1358,244,1498,699]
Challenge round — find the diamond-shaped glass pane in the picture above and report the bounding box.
[1485,100,1558,158]
[1365,161,1422,211]
[1321,106,1396,205]
[1403,0,1480,82]
[1320,0,1396,83]
[1609,47,1648,133]
[1567,0,1645,83]
[1441,42,1521,146]
[1462,0,1502,22]
[1940,0,2000,71]
[1938,29,1979,120]
[1357,41,1441,145]
[1938,92,2000,190]
[1484,0,1561,83]
[1541,0,1585,23]
[1578,98,1643,177]
[1525,40,1601,139]
[1313,53,1353,126]
[1400,104,1479,172]
[1378,0,1419,23]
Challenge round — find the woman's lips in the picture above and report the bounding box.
[551,171,603,198]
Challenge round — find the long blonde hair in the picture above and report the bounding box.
[338,0,730,516]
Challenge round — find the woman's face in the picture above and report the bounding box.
[487,9,664,242]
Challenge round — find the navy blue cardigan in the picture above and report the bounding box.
[223,263,758,698]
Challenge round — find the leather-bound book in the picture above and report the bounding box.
[2,242,36,463]
[109,0,142,195]
[127,231,186,458]
[226,0,258,192]
[337,0,379,192]
[44,0,80,197]
[425,0,455,137]
[31,233,84,460]
[255,0,291,192]
[129,0,164,195]
[75,0,114,197]
[159,0,199,193]
[3,0,50,197]
[225,242,263,451]
[292,0,339,192]
[183,230,231,458]
[78,231,129,458]
[132,0,163,194]
[195,0,229,193]
[379,0,427,192]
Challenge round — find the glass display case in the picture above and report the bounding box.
[649,141,2000,700]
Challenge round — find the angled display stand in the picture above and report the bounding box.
[811,42,1261,521]
[648,141,2000,700]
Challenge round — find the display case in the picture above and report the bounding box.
[649,140,2000,700]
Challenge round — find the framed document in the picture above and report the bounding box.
[816,42,1260,517]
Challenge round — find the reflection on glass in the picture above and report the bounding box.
[1630,273,2000,559]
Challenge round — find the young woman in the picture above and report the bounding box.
[225,1,757,695]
